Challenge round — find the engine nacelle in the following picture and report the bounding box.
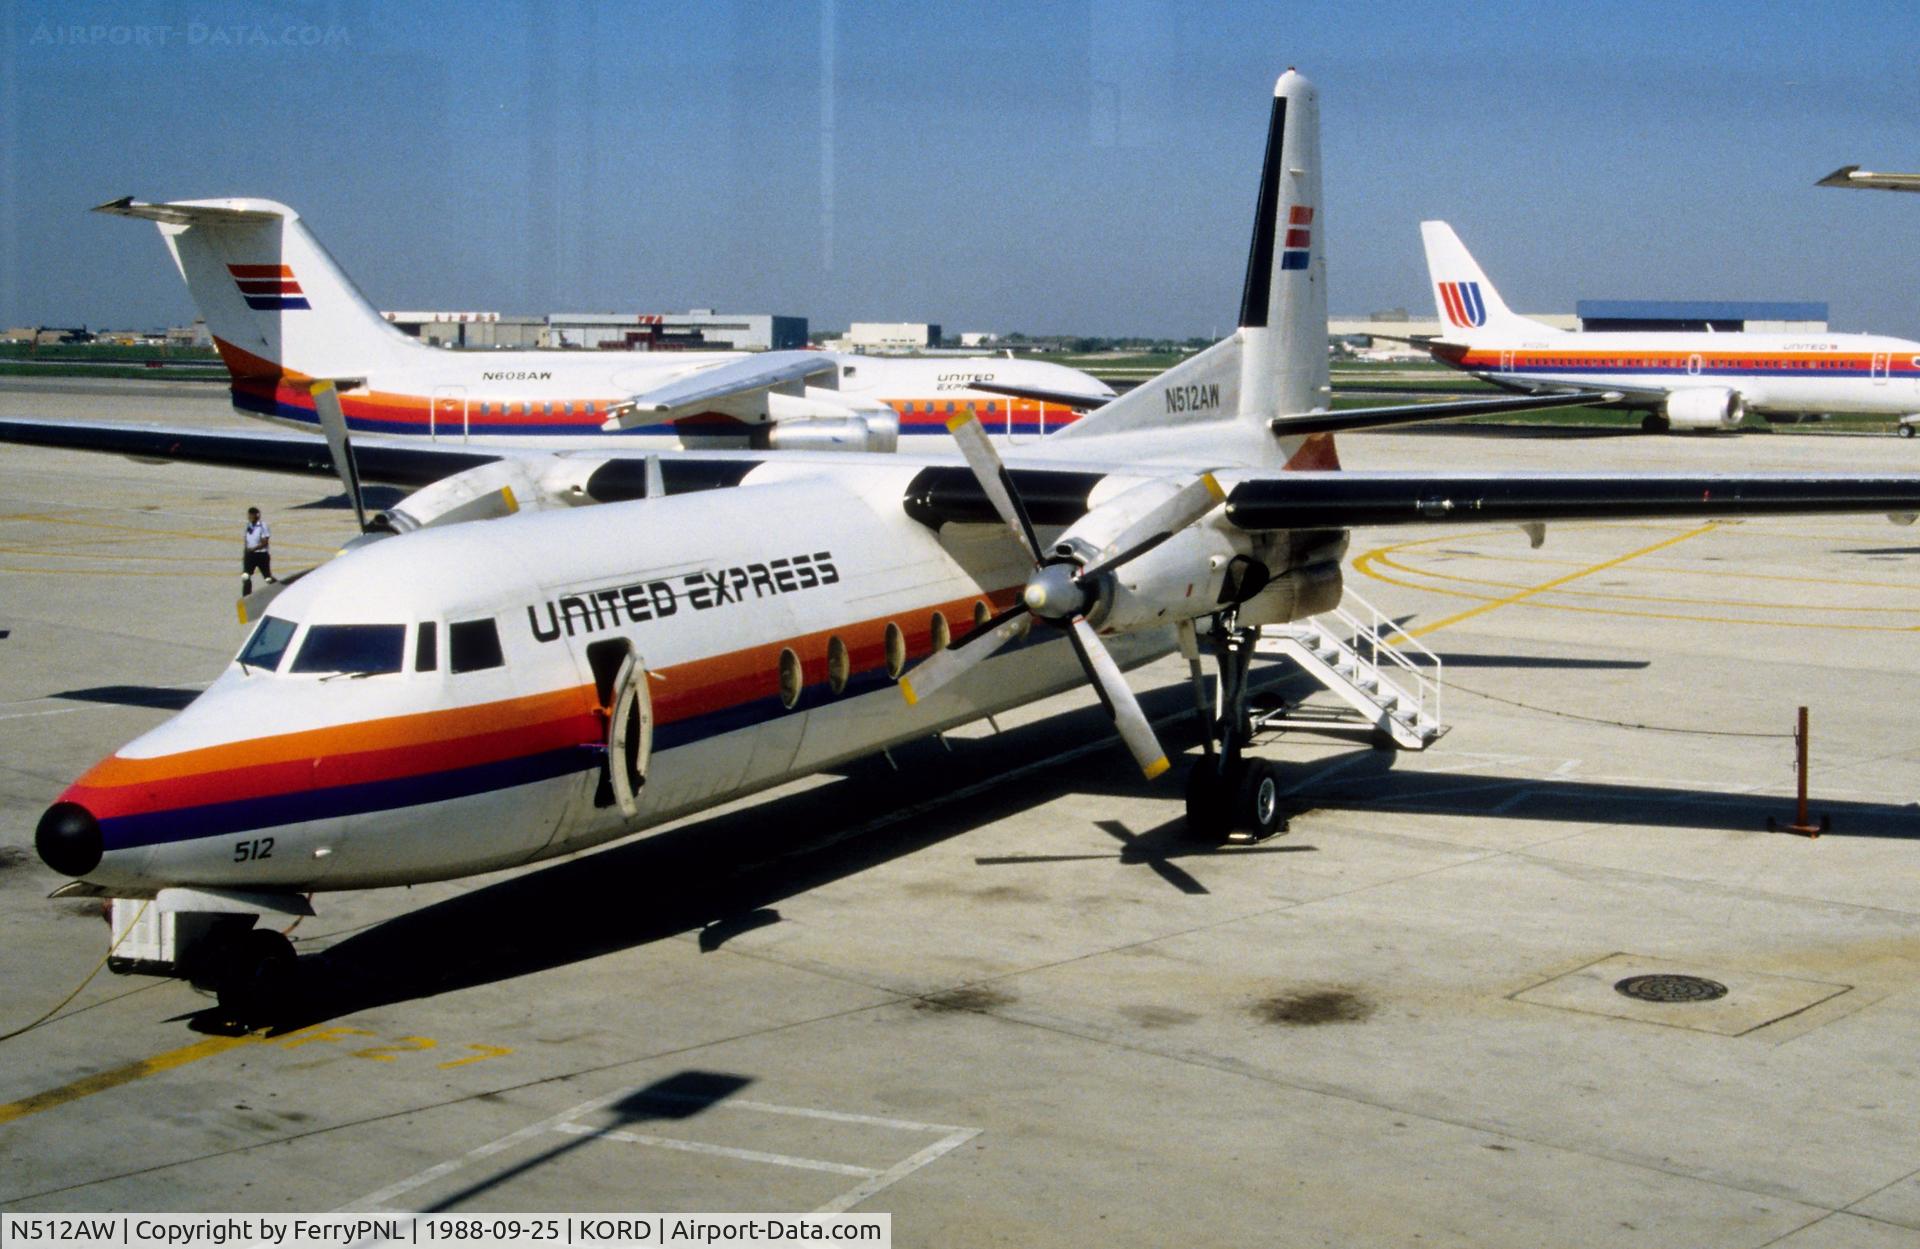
[1235,561,1344,627]
[1093,524,1248,634]
[753,412,899,454]
[383,454,604,532]
[1662,387,1746,430]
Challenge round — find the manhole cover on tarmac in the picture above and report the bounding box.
[1614,974,1728,1003]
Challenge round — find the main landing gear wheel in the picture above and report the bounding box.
[1230,759,1286,842]
[1181,621,1289,844]
[213,927,298,1019]
[1900,423,1916,439]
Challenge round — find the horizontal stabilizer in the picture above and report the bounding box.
[93,196,286,226]
[1269,390,1617,437]
[1225,472,1920,531]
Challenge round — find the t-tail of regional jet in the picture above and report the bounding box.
[96,197,430,381]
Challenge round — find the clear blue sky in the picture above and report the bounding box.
[5,0,1919,338]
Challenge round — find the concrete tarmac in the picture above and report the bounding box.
[2,378,1918,1246]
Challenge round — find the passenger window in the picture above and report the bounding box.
[827,636,849,695]
[291,624,405,675]
[778,647,803,708]
[449,619,505,673]
[239,615,297,672]
[416,622,438,672]
[884,622,906,679]
[930,611,951,652]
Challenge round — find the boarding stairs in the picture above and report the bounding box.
[1252,589,1447,750]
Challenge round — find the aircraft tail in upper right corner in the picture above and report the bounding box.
[1419,220,1561,340]
[95,196,430,381]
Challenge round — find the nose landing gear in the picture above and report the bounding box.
[205,926,299,1019]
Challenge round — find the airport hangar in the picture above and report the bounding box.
[381,309,810,352]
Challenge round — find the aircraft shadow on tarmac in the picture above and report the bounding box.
[51,684,200,711]
[290,485,409,513]
[193,651,1916,1034]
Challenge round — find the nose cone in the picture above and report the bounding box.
[36,802,102,877]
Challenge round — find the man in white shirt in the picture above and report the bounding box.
[242,507,277,596]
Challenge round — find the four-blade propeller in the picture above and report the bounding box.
[900,406,1225,779]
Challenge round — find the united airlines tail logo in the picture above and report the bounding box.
[228,264,310,312]
[1280,205,1313,271]
[1438,281,1485,328]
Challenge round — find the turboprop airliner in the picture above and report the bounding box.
[26,69,1920,1018]
[1421,220,1920,432]
[91,196,1113,452]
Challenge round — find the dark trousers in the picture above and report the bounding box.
[242,549,273,594]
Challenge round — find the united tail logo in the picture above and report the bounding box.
[228,264,310,312]
[1438,281,1485,329]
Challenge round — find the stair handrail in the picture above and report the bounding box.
[1327,588,1443,728]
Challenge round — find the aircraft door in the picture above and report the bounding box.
[606,649,653,818]
[1500,350,1515,373]
[1001,397,1029,445]
[1687,353,1703,377]
[1872,353,1891,384]
[582,638,652,819]
[433,386,468,441]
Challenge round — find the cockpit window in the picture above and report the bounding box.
[449,619,505,673]
[239,616,297,672]
[290,624,405,675]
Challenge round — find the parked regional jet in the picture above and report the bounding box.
[95,196,1113,451]
[26,69,1920,1017]
[1420,221,1920,432]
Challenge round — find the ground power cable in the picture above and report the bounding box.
[0,898,150,1043]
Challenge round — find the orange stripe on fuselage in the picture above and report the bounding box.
[74,687,598,790]
[213,339,1084,432]
[69,584,1029,817]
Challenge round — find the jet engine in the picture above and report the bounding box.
[1661,387,1746,431]
[752,412,899,454]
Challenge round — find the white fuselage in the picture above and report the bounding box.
[55,460,1187,894]
[226,348,1103,448]
[1434,330,1920,418]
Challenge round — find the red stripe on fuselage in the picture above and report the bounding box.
[63,586,1028,824]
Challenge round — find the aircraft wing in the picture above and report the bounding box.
[1817,165,1920,193]
[602,350,839,429]
[968,381,1116,411]
[1269,390,1616,436]
[1221,472,1920,529]
[0,418,499,487]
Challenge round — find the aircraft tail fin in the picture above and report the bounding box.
[1050,69,1332,469]
[95,197,428,380]
[1419,220,1559,339]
